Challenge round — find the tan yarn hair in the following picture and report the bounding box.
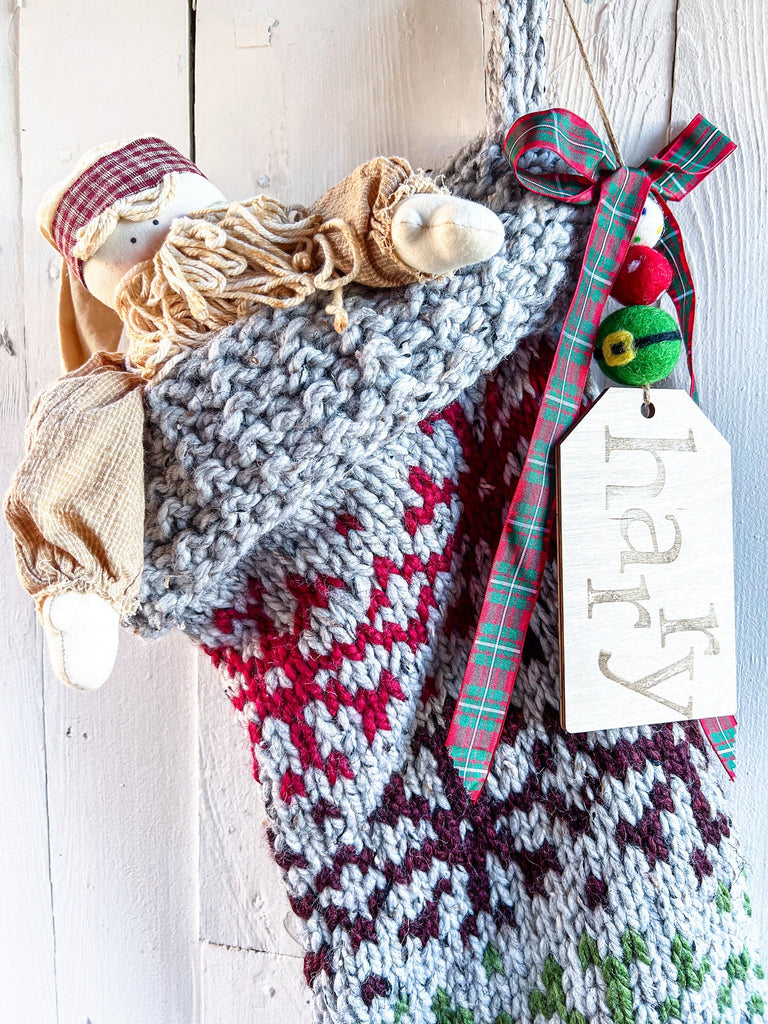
[116,196,363,378]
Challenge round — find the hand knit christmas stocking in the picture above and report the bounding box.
[131,1,766,1021]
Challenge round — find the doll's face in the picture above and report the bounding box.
[82,172,226,309]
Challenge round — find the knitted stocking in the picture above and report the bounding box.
[132,2,766,1021]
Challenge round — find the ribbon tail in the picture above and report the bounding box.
[655,196,698,401]
[446,169,651,801]
[700,715,738,780]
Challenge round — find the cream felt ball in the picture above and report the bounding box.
[631,194,665,248]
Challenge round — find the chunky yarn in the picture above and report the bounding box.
[131,1,765,1021]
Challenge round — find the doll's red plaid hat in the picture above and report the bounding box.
[37,136,206,286]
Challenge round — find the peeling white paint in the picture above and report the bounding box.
[234,13,278,49]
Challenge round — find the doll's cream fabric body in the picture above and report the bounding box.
[5,152,504,689]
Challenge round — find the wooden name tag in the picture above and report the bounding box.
[556,388,737,734]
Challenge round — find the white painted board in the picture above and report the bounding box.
[199,660,306,958]
[201,942,311,1024]
[13,1,200,1022]
[0,8,57,1022]
[671,0,768,946]
[193,0,486,205]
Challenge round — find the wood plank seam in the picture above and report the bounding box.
[189,0,197,161]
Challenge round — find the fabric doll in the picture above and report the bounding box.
[5,136,504,691]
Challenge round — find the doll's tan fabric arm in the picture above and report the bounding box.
[4,351,145,623]
[308,156,445,288]
[309,156,504,289]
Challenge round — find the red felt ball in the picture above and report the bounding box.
[611,245,673,306]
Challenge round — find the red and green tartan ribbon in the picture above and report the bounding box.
[446,107,736,800]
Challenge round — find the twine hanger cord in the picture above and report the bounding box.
[560,0,625,166]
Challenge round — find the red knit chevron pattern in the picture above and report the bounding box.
[206,344,549,808]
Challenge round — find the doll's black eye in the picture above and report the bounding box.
[130,237,137,244]
[152,219,159,225]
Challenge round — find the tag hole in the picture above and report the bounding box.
[641,401,656,419]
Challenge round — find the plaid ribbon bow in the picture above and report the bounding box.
[446,107,736,800]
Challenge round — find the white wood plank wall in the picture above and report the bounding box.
[0,2,765,1021]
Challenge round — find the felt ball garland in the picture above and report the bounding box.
[598,201,683,386]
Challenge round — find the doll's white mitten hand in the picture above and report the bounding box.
[42,592,120,691]
[391,193,505,276]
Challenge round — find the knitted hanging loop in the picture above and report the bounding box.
[446,107,736,801]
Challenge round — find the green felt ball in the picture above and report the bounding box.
[595,305,682,386]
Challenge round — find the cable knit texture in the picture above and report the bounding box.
[131,1,765,1021]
